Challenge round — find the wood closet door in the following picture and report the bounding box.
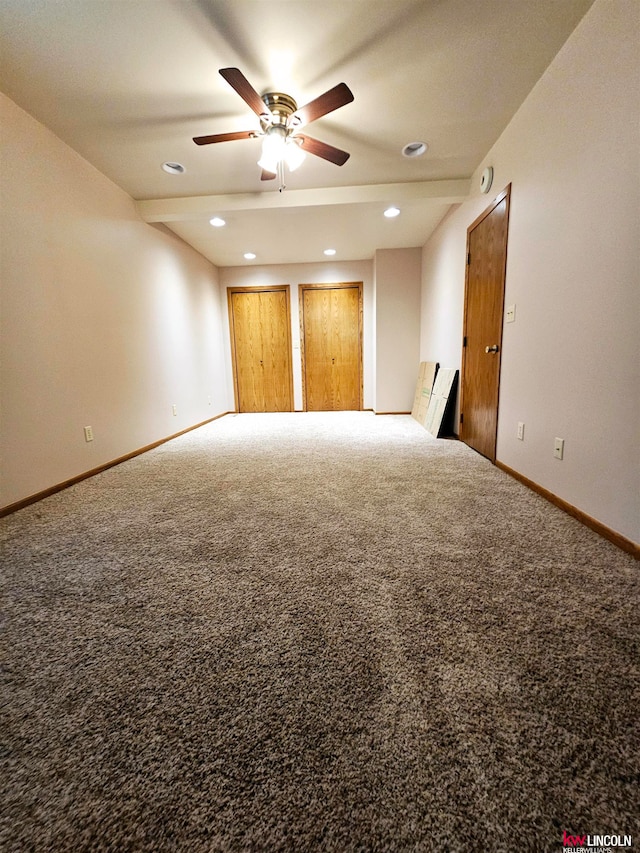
[300,283,362,411]
[460,185,511,461]
[228,287,294,412]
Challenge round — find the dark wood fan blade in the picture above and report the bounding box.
[193,130,258,146]
[294,83,354,126]
[219,67,269,118]
[296,134,350,166]
[261,170,276,181]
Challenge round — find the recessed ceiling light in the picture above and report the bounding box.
[162,161,186,174]
[402,141,427,158]
[209,217,226,227]
[324,248,336,256]
[243,252,256,260]
[384,206,401,218]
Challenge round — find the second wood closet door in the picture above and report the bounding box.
[300,283,362,411]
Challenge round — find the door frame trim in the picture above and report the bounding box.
[227,284,294,413]
[298,281,364,412]
[460,183,511,461]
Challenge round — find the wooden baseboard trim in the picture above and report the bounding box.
[0,412,233,518]
[495,461,639,559]
[374,411,412,415]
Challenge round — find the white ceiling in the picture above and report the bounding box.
[0,0,594,267]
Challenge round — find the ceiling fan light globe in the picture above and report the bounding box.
[258,128,287,172]
[257,152,279,172]
[284,141,306,171]
[264,126,287,152]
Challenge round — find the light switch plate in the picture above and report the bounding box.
[506,304,516,323]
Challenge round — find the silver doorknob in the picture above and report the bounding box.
[485,345,500,353]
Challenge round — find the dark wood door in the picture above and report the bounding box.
[228,286,294,412]
[460,186,511,461]
[300,283,363,411]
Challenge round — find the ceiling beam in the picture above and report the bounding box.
[136,179,471,223]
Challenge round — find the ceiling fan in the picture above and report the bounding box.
[193,67,354,189]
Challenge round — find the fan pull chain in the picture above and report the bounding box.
[278,159,286,193]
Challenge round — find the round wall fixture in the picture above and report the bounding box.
[402,141,427,158]
[480,166,494,194]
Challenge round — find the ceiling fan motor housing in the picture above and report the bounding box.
[261,92,298,131]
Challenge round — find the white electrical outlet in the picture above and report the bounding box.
[172,404,177,416]
[554,437,564,460]
[517,422,525,441]
[84,425,94,442]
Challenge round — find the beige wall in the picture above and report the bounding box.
[420,0,639,542]
[219,261,374,410]
[0,94,229,509]
[374,248,422,413]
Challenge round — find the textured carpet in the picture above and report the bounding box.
[1,412,638,852]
